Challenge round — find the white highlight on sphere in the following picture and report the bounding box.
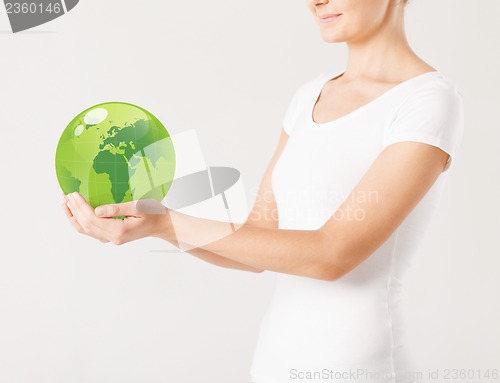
[84,108,108,125]
[74,124,84,136]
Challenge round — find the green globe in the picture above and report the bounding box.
[55,102,176,209]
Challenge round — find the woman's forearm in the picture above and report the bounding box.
[155,212,264,273]
[179,245,264,273]
[157,209,334,281]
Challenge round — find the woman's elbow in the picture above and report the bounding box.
[252,268,265,274]
[313,247,375,281]
[312,266,343,282]
[307,232,347,281]
[302,260,345,282]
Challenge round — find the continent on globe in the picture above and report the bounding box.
[55,102,176,209]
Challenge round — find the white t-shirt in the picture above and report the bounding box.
[250,70,464,383]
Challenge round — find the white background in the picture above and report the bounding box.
[0,1,499,382]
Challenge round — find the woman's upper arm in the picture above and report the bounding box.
[316,81,464,281]
[317,141,450,281]
[244,128,289,229]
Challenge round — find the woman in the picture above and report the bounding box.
[63,0,464,381]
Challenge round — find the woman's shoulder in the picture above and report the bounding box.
[399,70,463,112]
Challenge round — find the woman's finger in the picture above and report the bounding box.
[94,201,139,218]
[95,199,166,218]
[66,193,111,241]
[135,199,168,215]
[62,195,73,217]
[62,201,85,233]
[71,192,132,244]
[67,192,151,245]
[62,195,88,236]
[62,201,109,243]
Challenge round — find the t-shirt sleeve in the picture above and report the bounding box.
[383,80,465,173]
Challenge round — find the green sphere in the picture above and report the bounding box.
[55,102,176,209]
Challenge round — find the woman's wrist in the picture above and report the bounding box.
[152,207,176,243]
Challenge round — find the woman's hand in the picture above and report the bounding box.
[62,192,171,245]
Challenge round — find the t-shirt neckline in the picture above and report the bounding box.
[310,69,442,127]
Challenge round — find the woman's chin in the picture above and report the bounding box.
[320,33,345,44]
[317,27,346,43]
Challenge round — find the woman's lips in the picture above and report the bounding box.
[319,14,342,24]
